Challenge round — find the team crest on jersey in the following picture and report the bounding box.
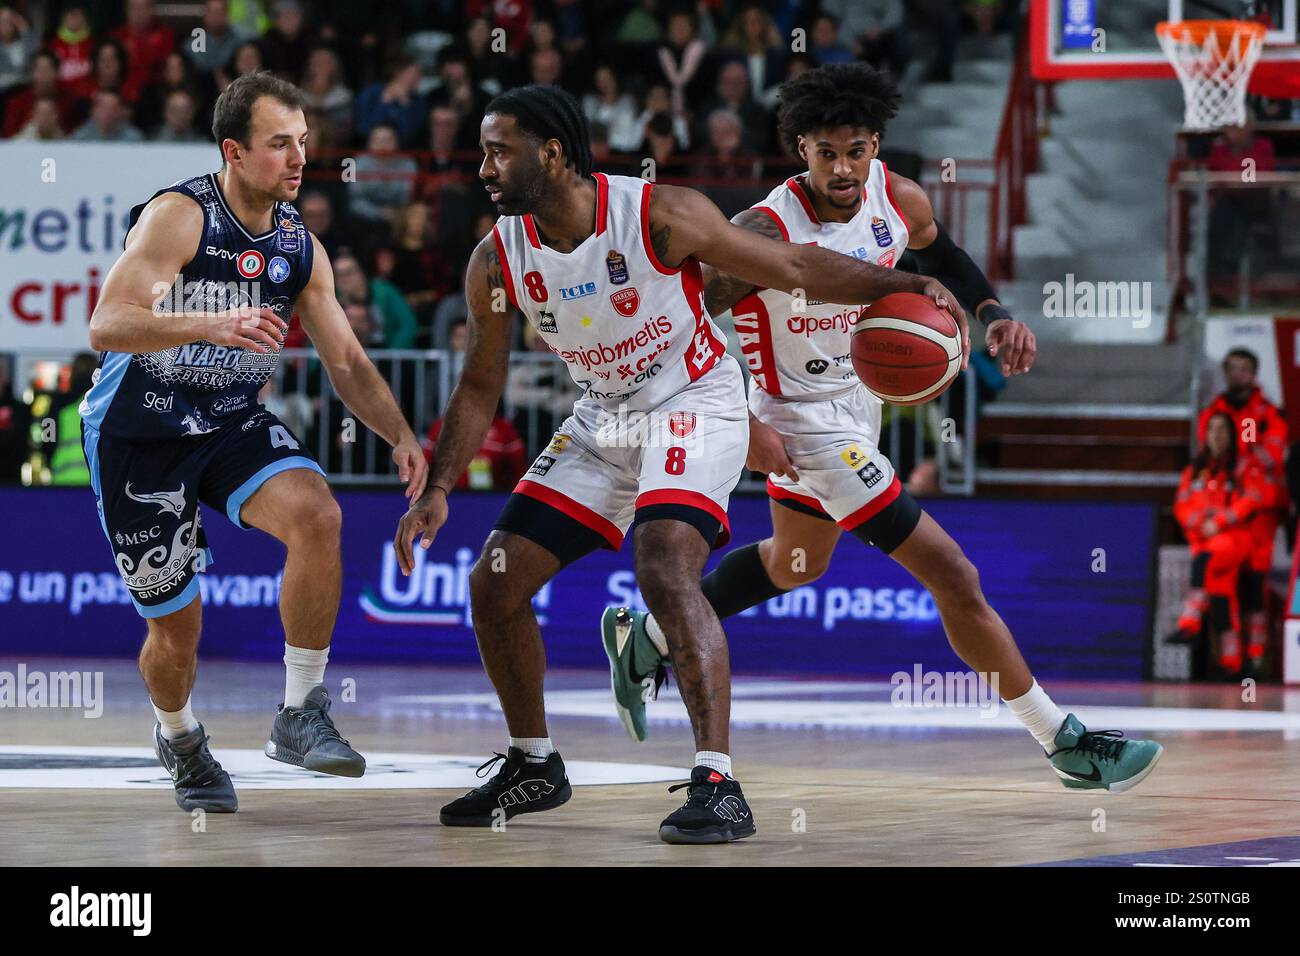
[537,310,558,334]
[876,249,896,268]
[668,412,696,439]
[840,443,867,468]
[236,250,265,278]
[606,250,629,285]
[268,256,291,283]
[871,216,892,248]
[277,216,301,252]
[610,288,640,317]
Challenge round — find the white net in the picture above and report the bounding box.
[1157,20,1266,130]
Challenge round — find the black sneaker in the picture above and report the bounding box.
[439,748,572,827]
[265,685,366,777]
[659,766,756,844]
[153,723,238,813]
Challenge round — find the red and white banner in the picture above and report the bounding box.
[0,142,214,354]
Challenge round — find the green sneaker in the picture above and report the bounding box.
[1047,714,1163,792]
[599,606,668,742]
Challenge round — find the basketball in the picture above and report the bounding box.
[850,292,962,406]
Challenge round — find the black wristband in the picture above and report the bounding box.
[978,302,1015,328]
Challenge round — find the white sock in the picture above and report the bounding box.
[1004,680,1068,752]
[695,751,732,777]
[152,697,199,740]
[644,613,670,657]
[283,644,329,708]
[511,736,554,762]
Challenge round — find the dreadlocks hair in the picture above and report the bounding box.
[776,63,902,154]
[485,84,593,178]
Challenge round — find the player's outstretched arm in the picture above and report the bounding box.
[88,192,285,355]
[393,234,514,575]
[648,184,964,330]
[892,171,1035,375]
[298,232,427,499]
[698,207,783,318]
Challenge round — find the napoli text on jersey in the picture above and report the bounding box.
[732,159,910,400]
[493,173,729,410]
[81,172,314,439]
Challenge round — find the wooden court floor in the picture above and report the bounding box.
[1,658,1299,866]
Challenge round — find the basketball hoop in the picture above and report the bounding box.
[1156,19,1267,130]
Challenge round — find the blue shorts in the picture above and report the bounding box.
[83,407,324,618]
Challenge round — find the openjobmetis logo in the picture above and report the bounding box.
[50,886,151,936]
[359,544,551,625]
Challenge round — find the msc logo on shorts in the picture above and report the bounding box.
[857,462,885,488]
[547,434,571,455]
[528,455,556,476]
[840,443,867,468]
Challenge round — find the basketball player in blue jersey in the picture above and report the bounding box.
[601,64,1164,795]
[394,84,964,843]
[83,72,428,813]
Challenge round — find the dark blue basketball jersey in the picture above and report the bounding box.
[81,172,314,440]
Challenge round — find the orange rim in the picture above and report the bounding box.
[1156,19,1267,46]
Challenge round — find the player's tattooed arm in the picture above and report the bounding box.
[89,193,283,354]
[699,208,785,317]
[648,183,964,329]
[421,235,514,503]
[298,233,427,497]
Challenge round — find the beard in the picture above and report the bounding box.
[491,164,548,216]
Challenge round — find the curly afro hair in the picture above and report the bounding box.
[776,63,901,153]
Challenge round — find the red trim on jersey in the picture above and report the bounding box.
[732,291,782,396]
[753,205,789,241]
[838,476,902,532]
[523,214,542,249]
[680,258,724,381]
[640,181,677,275]
[491,226,518,309]
[786,176,821,226]
[513,479,624,550]
[635,489,731,547]
[880,161,910,233]
[593,172,609,236]
[766,480,828,513]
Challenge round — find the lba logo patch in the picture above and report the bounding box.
[610,288,640,317]
[237,250,265,278]
[268,256,291,283]
[871,216,892,247]
[606,250,629,285]
[668,412,696,439]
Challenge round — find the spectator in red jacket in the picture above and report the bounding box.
[1170,411,1268,676]
[49,5,95,97]
[112,0,175,95]
[1197,347,1288,664]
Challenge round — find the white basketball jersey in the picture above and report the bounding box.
[732,160,910,400]
[494,173,729,411]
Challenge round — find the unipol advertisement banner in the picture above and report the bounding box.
[0,142,214,352]
[0,488,1156,680]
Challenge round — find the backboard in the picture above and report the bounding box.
[1031,0,1299,95]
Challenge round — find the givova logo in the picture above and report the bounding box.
[361,543,552,625]
[50,886,151,936]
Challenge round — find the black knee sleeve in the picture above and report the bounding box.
[847,487,923,554]
[701,542,788,620]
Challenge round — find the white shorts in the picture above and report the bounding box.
[750,383,918,545]
[502,354,748,556]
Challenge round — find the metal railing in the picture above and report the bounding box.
[273,347,978,495]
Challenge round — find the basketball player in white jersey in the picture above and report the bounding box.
[393,84,963,843]
[601,64,1164,795]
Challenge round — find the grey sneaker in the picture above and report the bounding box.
[153,722,238,813]
[265,684,366,777]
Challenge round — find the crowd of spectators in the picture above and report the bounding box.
[0,0,1019,484]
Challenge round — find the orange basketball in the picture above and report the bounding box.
[851,292,962,406]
